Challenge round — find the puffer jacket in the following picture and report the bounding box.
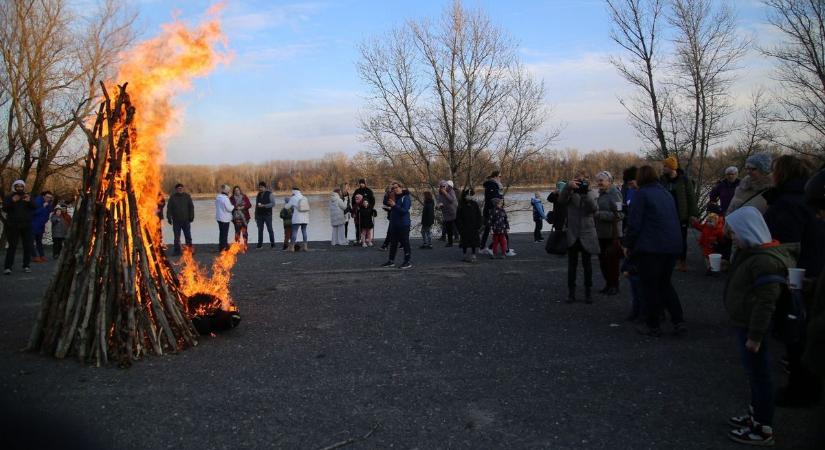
[763,178,825,277]
[660,169,698,222]
[558,184,600,254]
[285,190,309,225]
[31,196,53,234]
[594,187,624,239]
[437,185,458,222]
[329,192,347,226]
[727,174,772,215]
[724,242,799,342]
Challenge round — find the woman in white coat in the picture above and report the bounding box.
[284,187,310,251]
[329,188,348,246]
[215,184,234,251]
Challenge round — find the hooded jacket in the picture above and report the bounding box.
[531,197,546,221]
[285,190,309,225]
[329,191,347,226]
[437,182,458,222]
[215,194,234,222]
[660,168,699,222]
[594,186,623,239]
[389,190,411,227]
[2,181,36,227]
[31,195,54,234]
[482,178,503,211]
[455,198,482,248]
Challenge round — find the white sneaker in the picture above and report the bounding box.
[3,268,10,275]
[23,267,31,273]
[506,249,517,257]
[480,248,493,256]
[362,243,367,248]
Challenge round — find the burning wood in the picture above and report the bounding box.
[27,84,199,367]
[178,244,243,335]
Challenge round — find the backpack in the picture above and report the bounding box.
[753,273,807,345]
[298,197,310,213]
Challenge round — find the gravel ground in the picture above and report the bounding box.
[0,232,821,449]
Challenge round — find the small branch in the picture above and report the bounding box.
[318,423,382,450]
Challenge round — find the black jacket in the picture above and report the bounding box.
[166,192,195,223]
[455,199,482,248]
[482,178,502,211]
[353,187,375,209]
[2,194,36,227]
[764,178,825,276]
[421,198,435,227]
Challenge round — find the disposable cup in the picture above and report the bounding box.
[615,201,623,211]
[708,253,722,272]
[788,268,806,290]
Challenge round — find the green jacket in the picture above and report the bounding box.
[660,169,699,222]
[803,269,825,377]
[724,243,799,342]
[279,207,292,227]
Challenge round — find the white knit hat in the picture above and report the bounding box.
[11,179,25,190]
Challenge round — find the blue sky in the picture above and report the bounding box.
[128,0,776,164]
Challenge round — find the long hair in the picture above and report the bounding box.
[772,155,811,187]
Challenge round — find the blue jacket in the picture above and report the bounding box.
[31,196,53,234]
[389,191,411,227]
[531,197,546,221]
[622,182,682,255]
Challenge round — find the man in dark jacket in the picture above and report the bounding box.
[661,156,699,272]
[708,166,740,216]
[3,180,36,274]
[381,182,412,269]
[480,171,504,254]
[253,181,276,249]
[166,183,195,255]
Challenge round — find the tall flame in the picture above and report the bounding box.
[179,242,244,312]
[112,4,229,245]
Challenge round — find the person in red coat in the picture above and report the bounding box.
[692,212,726,275]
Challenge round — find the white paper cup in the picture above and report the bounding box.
[708,253,722,272]
[788,268,806,290]
[615,201,623,211]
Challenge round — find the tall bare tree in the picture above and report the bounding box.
[607,0,670,158]
[762,0,825,159]
[0,0,135,197]
[358,0,555,193]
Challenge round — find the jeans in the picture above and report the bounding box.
[291,223,308,243]
[217,221,230,251]
[736,327,774,426]
[388,225,411,263]
[637,253,683,329]
[421,226,432,246]
[33,232,45,257]
[567,239,592,290]
[533,219,543,241]
[255,215,274,246]
[172,220,192,253]
[4,224,33,269]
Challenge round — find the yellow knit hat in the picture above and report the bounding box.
[663,156,679,170]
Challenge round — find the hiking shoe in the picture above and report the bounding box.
[728,422,774,446]
[3,268,10,275]
[636,324,662,337]
[505,249,517,256]
[23,267,31,273]
[381,261,395,268]
[728,406,754,428]
[399,261,412,269]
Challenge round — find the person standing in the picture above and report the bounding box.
[341,183,352,243]
[254,182,276,249]
[279,197,293,250]
[379,184,394,250]
[480,171,504,254]
[353,179,375,243]
[594,171,624,296]
[547,181,567,231]
[31,191,54,262]
[230,186,252,250]
[660,156,699,272]
[49,205,72,258]
[708,166,740,215]
[622,165,686,337]
[489,198,510,259]
[329,188,348,246]
[558,171,600,304]
[455,188,482,262]
[215,184,234,252]
[381,182,412,269]
[358,200,377,247]
[437,180,458,247]
[285,187,310,251]
[531,192,547,242]
[420,191,435,249]
[3,180,35,274]
[727,153,773,215]
[166,183,195,255]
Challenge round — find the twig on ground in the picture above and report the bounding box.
[318,422,381,450]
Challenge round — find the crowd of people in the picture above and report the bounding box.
[3,153,825,446]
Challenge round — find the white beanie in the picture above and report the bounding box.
[725,166,739,175]
[595,171,614,183]
[11,179,25,190]
[725,206,772,247]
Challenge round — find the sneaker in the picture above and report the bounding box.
[399,261,412,269]
[23,267,31,273]
[362,243,368,248]
[381,261,395,268]
[368,242,374,247]
[636,324,662,337]
[3,269,10,275]
[505,249,517,257]
[256,245,263,249]
[728,422,774,446]
[728,406,754,428]
[480,248,493,256]
[470,254,477,263]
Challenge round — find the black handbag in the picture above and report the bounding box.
[545,216,568,255]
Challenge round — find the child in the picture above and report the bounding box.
[489,198,509,259]
[531,192,547,242]
[279,197,292,250]
[692,212,726,275]
[724,206,799,447]
[358,200,377,247]
[420,191,435,249]
[456,188,482,262]
[49,205,72,258]
[352,194,364,244]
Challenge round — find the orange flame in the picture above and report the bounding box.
[111,4,230,246]
[178,242,243,312]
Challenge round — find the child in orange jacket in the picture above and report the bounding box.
[693,213,726,274]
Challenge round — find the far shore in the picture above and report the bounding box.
[184,185,556,199]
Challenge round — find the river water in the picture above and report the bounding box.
[161,190,554,245]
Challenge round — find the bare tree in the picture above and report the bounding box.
[668,0,748,192]
[0,0,135,196]
[736,88,776,164]
[762,0,825,159]
[607,0,670,158]
[358,0,556,193]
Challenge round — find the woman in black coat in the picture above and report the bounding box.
[455,188,482,262]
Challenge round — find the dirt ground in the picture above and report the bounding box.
[0,233,822,449]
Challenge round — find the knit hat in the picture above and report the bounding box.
[447,180,454,188]
[745,153,772,174]
[725,206,772,247]
[556,181,566,192]
[595,171,614,183]
[11,179,25,190]
[724,166,739,175]
[663,156,679,170]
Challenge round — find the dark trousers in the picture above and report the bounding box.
[354,220,361,242]
[172,220,192,253]
[52,238,65,258]
[217,221,230,251]
[388,225,411,263]
[679,222,688,262]
[344,221,349,239]
[736,327,774,426]
[628,273,641,317]
[4,224,33,269]
[33,232,45,257]
[567,239,592,290]
[637,253,683,328]
[255,215,274,246]
[382,220,392,247]
[533,219,543,241]
[598,238,620,288]
[443,220,456,245]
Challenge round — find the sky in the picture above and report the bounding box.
[124,0,780,165]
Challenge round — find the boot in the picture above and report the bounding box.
[287,244,295,252]
[301,242,309,252]
[565,289,576,304]
[584,287,593,304]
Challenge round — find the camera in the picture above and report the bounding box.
[575,179,589,195]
